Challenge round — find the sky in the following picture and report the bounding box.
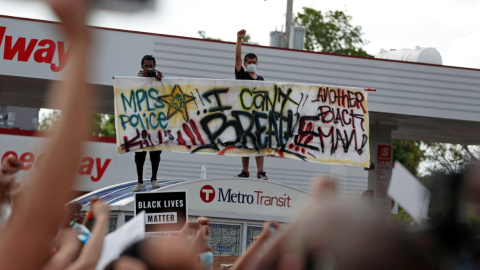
[1,0,480,70]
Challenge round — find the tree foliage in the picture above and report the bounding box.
[38,110,61,132]
[393,142,479,225]
[197,30,222,41]
[295,8,371,57]
[392,139,425,177]
[392,206,414,225]
[98,114,116,137]
[391,140,480,179]
[39,111,116,137]
[197,30,258,45]
[422,143,479,175]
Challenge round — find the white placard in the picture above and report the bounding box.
[96,211,146,270]
[387,161,430,223]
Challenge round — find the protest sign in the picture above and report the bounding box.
[388,161,431,223]
[114,77,370,167]
[134,191,188,233]
[96,211,146,270]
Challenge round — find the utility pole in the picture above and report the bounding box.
[283,0,293,48]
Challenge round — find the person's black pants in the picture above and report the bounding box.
[134,151,161,183]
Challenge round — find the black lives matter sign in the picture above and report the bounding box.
[134,191,187,232]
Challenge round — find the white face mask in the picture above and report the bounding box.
[0,203,12,229]
[199,251,214,270]
[245,64,257,73]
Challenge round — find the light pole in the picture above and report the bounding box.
[283,0,293,48]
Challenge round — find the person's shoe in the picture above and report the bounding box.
[132,183,145,192]
[257,170,268,180]
[151,180,161,189]
[236,170,250,178]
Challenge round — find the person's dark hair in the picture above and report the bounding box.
[141,55,156,67]
[103,240,147,270]
[244,53,258,63]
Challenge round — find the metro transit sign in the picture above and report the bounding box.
[180,179,311,220]
[200,185,215,203]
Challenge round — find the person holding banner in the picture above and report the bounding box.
[132,55,163,192]
[137,54,163,81]
[235,29,268,180]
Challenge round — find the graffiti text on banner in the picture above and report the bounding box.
[114,77,370,167]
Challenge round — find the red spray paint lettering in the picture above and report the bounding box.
[0,26,71,72]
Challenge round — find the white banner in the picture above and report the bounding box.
[114,77,370,167]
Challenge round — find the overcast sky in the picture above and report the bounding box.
[1,0,480,69]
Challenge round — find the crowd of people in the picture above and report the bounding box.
[4,141,480,269]
[1,0,480,269]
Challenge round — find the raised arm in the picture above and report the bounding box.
[235,29,246,72]
[233,220,280,270]
[41,228,82,270]
[67,198,110,270]
[0,0,94,268]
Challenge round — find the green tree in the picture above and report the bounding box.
[197,30,258,45]
[422,142,479,175]
[38,110,61,132]
[90,113,102,136]
[392,139,425,177]
[197,30,222,41]
[295,8,371,57]
[393,142,479,225]
[39,111,116,137]
[98,114,116,137]
[392,207,414,225]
